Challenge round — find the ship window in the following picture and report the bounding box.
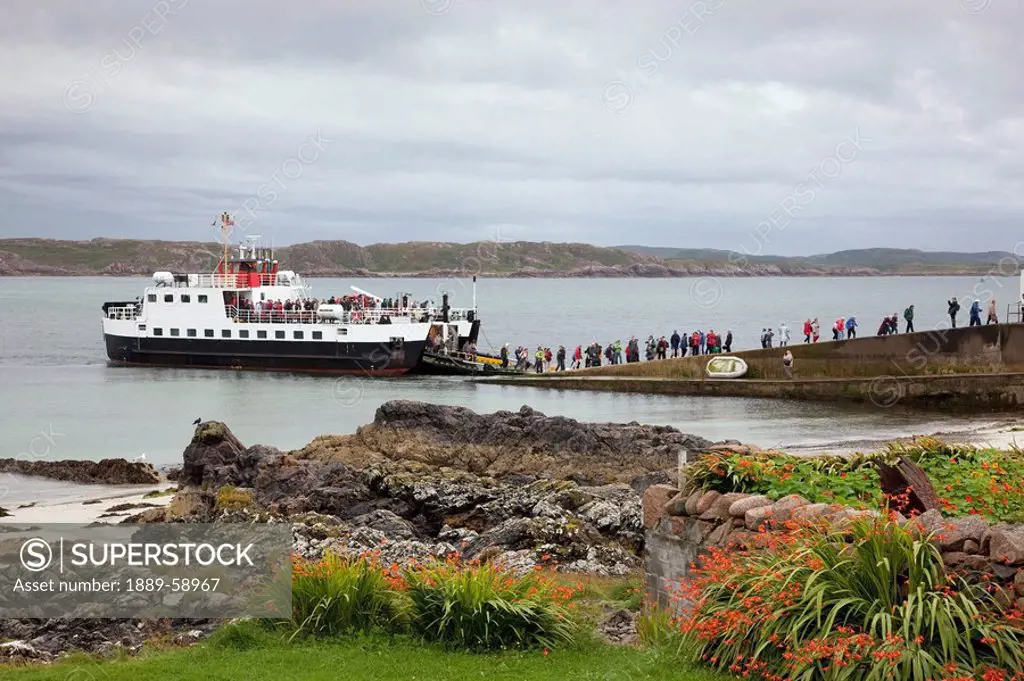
[153,328,163,336]
[293,331,304,340]
[257,330,267,339]
[187,329,196,337]
[221,329,231,338]
[204,329,214,338]
[239,330,249,339]
[198,294,208,303]
[181,294,191,303]
[147,294,156,303]
[275,330,285,339]
[170,328,180,337]
[164,294,173,303]
[338,328,348,336]
[313,331,322,340]
[138,324,146,331]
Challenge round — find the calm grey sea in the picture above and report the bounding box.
[0,275,1016,489]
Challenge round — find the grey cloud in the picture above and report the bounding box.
[0,0,1021,253]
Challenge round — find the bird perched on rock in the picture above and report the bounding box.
[192,418,201,425]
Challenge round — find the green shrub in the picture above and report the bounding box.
[637,607,696,660]
[215,485,255,512]
[405,560,578,651]
[674,518,1024,680]
[289,553,407,638]
[683,438,1024,523]
[207,621,283,651]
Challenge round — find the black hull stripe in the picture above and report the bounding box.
[104,335,426,375]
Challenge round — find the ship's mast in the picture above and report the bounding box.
[215,211,235,273]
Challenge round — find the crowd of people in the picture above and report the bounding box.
[948,297,1000,328]
[496,295,1009,373]
[225,292,432,324]
[499,330,734,372]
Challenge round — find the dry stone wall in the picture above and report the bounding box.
[643,483,1024,611]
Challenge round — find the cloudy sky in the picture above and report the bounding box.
[1,0,1021,254]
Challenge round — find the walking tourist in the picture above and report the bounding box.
[904,304,915,333]
[969,299,982,327]
[988,299,999,324]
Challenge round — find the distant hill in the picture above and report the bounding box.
[0,238,1019,277]
[617,245,1023,273]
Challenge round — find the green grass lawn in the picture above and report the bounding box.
[3,632,728,681]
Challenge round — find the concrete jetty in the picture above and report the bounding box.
[476,324,1024,411]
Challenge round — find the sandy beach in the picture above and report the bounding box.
[0,482,175,525]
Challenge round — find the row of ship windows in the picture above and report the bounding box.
[150,328,322,340]
[148,294,208,303]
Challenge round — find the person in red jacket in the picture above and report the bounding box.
[571,345,582,369]
[803,319,812,343]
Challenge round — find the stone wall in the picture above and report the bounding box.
[642,484,1024,611]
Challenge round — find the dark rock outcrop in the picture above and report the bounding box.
[298,401,711,488]
[149,402,715,575]
[0,458,160,485]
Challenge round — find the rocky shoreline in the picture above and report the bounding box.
[0,458,160,485]
[0,401,718,662]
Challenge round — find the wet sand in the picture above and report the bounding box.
[0,482,174,525]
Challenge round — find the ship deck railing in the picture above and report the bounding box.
[1007,303,1022,324]
[155,273,299,289]
[104,305,141,320]
[223,305,476,325]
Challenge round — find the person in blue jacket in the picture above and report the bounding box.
[969,299,982,326]
[845,316,858,339]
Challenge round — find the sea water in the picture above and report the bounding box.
[0,275,1016,468]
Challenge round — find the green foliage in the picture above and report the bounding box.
[637,608,698,661]
[143,487,177,498]
[289,554,407,638]
[207,620,284,651]
[675,518,1024,680]
[405,561,578,651]
[683,438,1024,523]
[214,485,255,512]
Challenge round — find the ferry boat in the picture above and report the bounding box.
[101,218,480,375]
